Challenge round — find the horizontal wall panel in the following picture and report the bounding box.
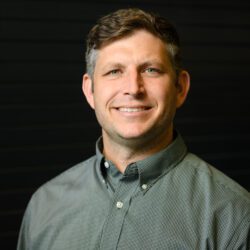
[0,166,71,190]
[1,124,100,147]
[0,62,84,82]
[0,235,18,250]
[1,2,250,26]
[185,62,250,79]
[1,20,250,45]
[0,43,83,62]
[222,170,250,189]
[0,84,82,105]
[175,117,250,136]
[184,135,250,156]
[0,189,33,211]
[182,46,250,63]
[0,144,95,169]
[0,211,23,233]
[1,43,250,63]
[179,26,250,44]
[0,20,90,41]
[0,105,96,128]
[0,2,129,21]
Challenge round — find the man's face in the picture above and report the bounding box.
[83,30,189,147]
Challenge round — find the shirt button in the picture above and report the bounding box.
[104,161,109,168]
[142,184,147,190]
[116,201,123,209]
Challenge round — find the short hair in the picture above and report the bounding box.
[85,8,182,77]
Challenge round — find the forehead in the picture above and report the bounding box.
[96,30,170,67]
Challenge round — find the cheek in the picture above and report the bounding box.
[93,84,117,110]
[96,80,121,100]
[152,84,177,104]
[158,89,178,115]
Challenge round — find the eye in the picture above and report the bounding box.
[103,69,122,79]
[145,68,157,72]
[106,69,121,76]
[144,67,162,76]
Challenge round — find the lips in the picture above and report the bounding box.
[118,107,149,112]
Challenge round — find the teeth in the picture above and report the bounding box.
[118,107,146,112]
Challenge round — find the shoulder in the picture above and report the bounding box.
[27,155,97,214]
[179,153,250,247]
[175,152,250,210]
[37,155,96,191]
[18,155,99,247]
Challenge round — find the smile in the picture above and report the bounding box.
[118,107,149,112]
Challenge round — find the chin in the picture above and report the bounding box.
[118,129,147,139]
[117,130,152,143]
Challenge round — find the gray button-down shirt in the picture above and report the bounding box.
[17,133,250,249]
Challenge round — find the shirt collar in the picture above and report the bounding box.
[136,132,187,189]
[95,132,187,190]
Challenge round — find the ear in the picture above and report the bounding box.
[82,73,95,109]
[176,70,190,108]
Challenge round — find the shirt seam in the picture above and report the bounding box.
[229,212,250,248]
[185,156,250,204]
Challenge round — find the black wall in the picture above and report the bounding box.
[1,1,250,249]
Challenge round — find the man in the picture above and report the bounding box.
[18,8,250,249]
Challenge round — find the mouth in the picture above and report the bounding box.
[117,107,151,113]
[113,106,153,117]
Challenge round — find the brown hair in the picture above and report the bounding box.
[85,8,181,77]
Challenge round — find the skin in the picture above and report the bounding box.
[83,30,190,173]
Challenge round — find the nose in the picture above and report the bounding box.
[124,68,144,96]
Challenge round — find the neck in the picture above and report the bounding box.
[102,128,174,173]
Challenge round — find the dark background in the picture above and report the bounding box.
[1,0,250,249]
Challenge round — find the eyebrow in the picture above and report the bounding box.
[139,60,165,68]
[101,63,125,71]
[102,60,165,69]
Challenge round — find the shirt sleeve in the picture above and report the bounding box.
[229,213,250,249]
[17,202,32,250]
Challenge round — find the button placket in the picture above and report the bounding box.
[100,177,137,249]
